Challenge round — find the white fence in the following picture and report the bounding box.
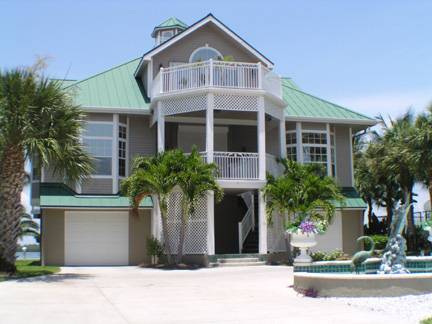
[213,151,259,180]
[153,59,281,98]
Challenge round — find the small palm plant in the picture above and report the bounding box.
[262,159,343,263]
[176,148,223,264]
[121,150,183,264]
[19,213,40,241]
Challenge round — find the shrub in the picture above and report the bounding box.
[421,317,432,324]
[146,236,164,261]
[364,234,388,250]
[310,249,347,261]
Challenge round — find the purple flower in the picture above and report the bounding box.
[299,220,317,234]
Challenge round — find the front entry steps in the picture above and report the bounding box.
[209,254,267,267]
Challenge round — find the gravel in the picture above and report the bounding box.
[326,293,432,323]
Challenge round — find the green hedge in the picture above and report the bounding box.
[364,235,388,250]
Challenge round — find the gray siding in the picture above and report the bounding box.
[81,178,112,194]
[129,116,156,172]
[152,24,261,77]
[335,126,353,186]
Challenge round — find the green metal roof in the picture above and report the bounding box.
[152,17,188,36]
[282,78,375,123]
[65,58,150,111]
[40,183,153,208]
[336,187,367,209]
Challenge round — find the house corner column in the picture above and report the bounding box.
[207,191,215,255]
[296,122,303,163]
[206,93,214,163]
[257,97,266,180]
[112,113,119,193]
[258,190,267,254]
[157,102,165,153]
[279,118,287,158]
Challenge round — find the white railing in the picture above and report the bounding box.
[213,151,259,180]
[153,59,281,98]
[238,192,255,253]
[266,154,284,177]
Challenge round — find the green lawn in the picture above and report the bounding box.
[0,260,60,282]
[421,317,432,324]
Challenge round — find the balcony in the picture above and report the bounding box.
[152,59,282,99]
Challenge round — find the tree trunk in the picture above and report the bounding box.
[385,199,393,231]
[366,198,373,228]
[404,189,416,251]
[428,178,432,210]
[158,197,173,265]
[283,213,293,265]
[0,146,25,273]
[176,202,189,264]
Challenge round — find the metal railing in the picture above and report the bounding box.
[213,151,259,180]
[238,192,255,253]
[152,59,282,98]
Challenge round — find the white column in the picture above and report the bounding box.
[258,190,268,254]
[326,123,332,177]
[112,114,119,193]
[279,118,287,158]
[206,94,214,163]
[207,191,215,255]
[157,102,165,153]
[257,97,266,180]
[296,122,303,163]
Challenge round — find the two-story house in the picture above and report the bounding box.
[34,14,376,266]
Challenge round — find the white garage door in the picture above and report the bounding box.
[65,211,129,266]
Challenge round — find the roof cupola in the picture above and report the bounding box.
[151,17,188,46]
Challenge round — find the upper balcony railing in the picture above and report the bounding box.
[152,59,282,99]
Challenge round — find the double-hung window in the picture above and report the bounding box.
[286,131,297,161]
[82,122,113,176]
[118,123,127,177]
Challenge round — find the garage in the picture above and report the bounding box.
[65,211,129,266]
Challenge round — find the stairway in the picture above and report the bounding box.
[210,254,266,267]
[241,228,258,253]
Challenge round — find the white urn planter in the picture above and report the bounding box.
[289,232,317,265]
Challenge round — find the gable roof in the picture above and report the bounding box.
[65,58,150,112]
[135,13,274,75]
[152,17,188,37]
[40,183,153,208]
[282,78,375,125]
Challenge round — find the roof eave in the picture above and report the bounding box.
[285,115,378,126]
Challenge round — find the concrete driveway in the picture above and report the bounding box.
[0,266,406,324]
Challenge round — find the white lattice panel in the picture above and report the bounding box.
[164,191,208,254]
[267,212,287,252]
[161,95,207,116]
[214,94,258,112]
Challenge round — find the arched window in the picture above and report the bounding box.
[189,46,222,63]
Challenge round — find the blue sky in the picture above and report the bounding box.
[3,0,432,229]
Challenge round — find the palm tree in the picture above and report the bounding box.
[262,159,343,263]
[121,150,184,264]
[19,213,40,241]
[176,148,223,264]
[0,67,92,273]
[412,104,432,205]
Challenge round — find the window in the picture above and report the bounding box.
[82,122,113,176]
[301,130,336,176]
[286,131,297,161]
[189,46,222,63]
[160,30,174,43]
[118,124,127,177]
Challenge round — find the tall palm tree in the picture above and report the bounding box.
[380,111,417,248]
[0,67,92,273]
[121,150,184,264]
[263,159,343,263]
[176,148,223,264]
[412,104,432,205]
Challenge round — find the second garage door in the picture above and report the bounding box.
[65,211,129,266]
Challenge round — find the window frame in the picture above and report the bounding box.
[82,121,114,179]
[118,122,128,178]
[189,46,223,63]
